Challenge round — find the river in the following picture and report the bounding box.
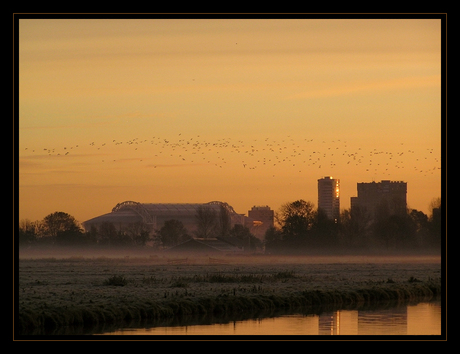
[96,299,442,337]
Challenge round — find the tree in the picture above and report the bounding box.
[263,226,283,254]
[155,219,190,248]
[311,208,338,247]
[18,219,39,246]
[373,214,416,249]
[85,225,99,246]
[40,212,83,245]
[194,205,217,239]
[428,198,441,249]
[97,222,118,246]
[229,224,261,252]
[338,209,353,248]
[428,197,441,216]
[110,230,132,247]
[409,209,429,248]
[339,207,372,248]
[278,200,315,244]
[217,204,232,238]
[264,226,282,244]
[123,221,152,246]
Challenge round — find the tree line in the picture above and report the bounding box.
[18,206,262,251]
[264,197,442,254]
[18,198,441,253]
[19,211,156,249]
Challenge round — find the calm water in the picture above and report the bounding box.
[97,300,442,336]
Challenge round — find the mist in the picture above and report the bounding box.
[18,244,441,266]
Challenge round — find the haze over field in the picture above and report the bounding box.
[18,17,443,223]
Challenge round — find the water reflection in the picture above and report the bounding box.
[98,301,441,336]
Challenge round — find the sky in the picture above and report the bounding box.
[17,17,443,224]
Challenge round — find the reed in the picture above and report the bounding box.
[17,257,441,335]
[17,280,440,335]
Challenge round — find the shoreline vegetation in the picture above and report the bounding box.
[16,252,442,336]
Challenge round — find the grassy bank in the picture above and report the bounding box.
[16,256,442,335]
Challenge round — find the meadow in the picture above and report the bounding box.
[16,253,442,335]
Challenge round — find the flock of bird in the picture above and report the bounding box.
[23,133,441,178]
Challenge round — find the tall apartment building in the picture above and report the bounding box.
[317,176,340,222]
[248,205,274,239]
[350,180,407,222]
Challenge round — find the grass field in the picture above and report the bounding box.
[16,253,442,335]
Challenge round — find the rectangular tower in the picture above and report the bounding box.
[247,205,274,239]
[350,180,407,222]
[317,176,340,222]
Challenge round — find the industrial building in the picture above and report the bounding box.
[317,176,340,222]
[350,180,407,222]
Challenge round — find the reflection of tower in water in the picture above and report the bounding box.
[318,311,358,335]
[318,306,408,335]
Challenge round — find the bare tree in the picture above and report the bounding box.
[97,222,118,245]
[155,219,190,248]
[123,221,151,246]
[194,205,217,239]
[428,197,441,217]
[217,204,231,237]
[18,219,40,245]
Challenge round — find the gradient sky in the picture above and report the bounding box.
[18,18,442,224]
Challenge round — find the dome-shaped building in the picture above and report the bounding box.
[82,200,248,236]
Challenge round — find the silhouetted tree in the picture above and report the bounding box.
[55,228,85,246]
[428,198,441,249]
[409,209,429,248]
[97,222,118,246]
[278,200,315,247]
[155,219,190,248]
[311,208,338,247]
[111,230,133,247]
[217,204,232,238]
[373,213,416,249]
[194,205,217,239]
[338,209,353,248]
[429,197,441,215]
[85,225,99,246]
[229,224,261,252]
[40,212,83,245]
[18,219,39,246]
[339,206,372,248]
[123,221,152,246]
[263,226,283,254]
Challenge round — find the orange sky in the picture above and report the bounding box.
[17,17,443,224]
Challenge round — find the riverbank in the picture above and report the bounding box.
[16,255,442,336]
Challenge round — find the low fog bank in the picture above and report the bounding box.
[18,245,441,264]
[18,245,158,260]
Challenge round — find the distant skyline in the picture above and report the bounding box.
[17,16,443,223]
